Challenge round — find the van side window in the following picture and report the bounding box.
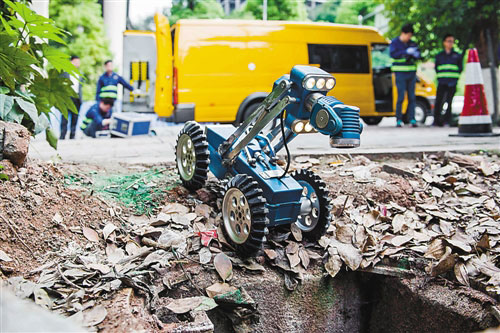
[308,44,369,74]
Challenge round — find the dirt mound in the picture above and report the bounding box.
[0,161,118,276]
[0,151,499,332]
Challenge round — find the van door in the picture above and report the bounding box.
[122,31,156,113]
[154,13,174,117]
[371,43,393,113]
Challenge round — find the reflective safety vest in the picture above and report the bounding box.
[391,58,417,72]
[435,50,462,85]
[436,64,460,78]
[80,117,92,130]
[99,85,118,99]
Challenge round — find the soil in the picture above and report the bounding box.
[1,151,499,332]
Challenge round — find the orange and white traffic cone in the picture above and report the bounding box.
[451,48,499,137]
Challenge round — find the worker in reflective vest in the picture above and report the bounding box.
[80,98,114,138]
[390,23,421,127]
[433,34,463,126]
[96,60,135,101]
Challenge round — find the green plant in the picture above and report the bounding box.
[0,0,78,149]
[243,0,308,21]
[380,0,499,65]
[0,165,8,181]
[49,0,111,101]
[167,0,225,24]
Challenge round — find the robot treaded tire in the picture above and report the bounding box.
[291,170,332,241]
[175,121,210,191]
[222,174,269,256]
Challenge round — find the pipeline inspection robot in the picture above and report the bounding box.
[175,65,363,255]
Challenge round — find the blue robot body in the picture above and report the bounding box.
[176,66,363,255]
[206,125,302,227]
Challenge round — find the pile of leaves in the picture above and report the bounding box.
[1,152,499,331]
[289,152,500,296]
[0,0,78,148]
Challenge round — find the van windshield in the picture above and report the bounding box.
[371,44,391,70]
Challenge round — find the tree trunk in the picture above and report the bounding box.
[474,17,499,124]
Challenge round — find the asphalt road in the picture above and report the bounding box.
[29,119,499,166]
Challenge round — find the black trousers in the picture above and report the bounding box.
[83,120,101,138]
[60,97,81,139]
[434,84,456,126]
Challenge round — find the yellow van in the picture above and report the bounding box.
[122,14,435,125]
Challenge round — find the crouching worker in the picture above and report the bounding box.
[81,98,114,138]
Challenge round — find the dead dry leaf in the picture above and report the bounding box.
[87,263,111,274]
[290,223,303,242]
[480,160,495,176]
[195,204,211,219]
[151,212,170,226]
[83,305,108,327]
[199,247,212,264]
[465,184,485,195]
[240,259,266,272]
[82,227,99,242]
[162,203,190,215]
[448,231,473,253]
[391,235,412,247]
[428,247,456,277]
[431,187,443,198]
[325,253,342,278]
[206,282,237,298]
[318,236,331,249]
[102,223,117,240]
[264,249,277,260]
[454,262,470,286]
[424,239,446,260]
[106,243,125,264]
[52,212,63,225]
[125,241,141,256]
[214,253,232,282]
[354,225,367,249]
[286,242,299,254]
[362,211,380,228]
[330,239,362,270]
[392,214,406,234]
[477,233,490,250]
[336,225,354,244]
[287,252,300,268]
[0,249,12,262]
[167,297,216,314]
[439,220,454,237]
[298,248,310,269]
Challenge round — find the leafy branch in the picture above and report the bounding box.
[0,0,80,149]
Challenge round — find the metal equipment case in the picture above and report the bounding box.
[110,113,152,137]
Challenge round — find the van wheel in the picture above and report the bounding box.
[361,117,383,126]
[403,100,428,124]
[414,100,428,124]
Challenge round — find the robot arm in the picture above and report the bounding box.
[220,65,363,166]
